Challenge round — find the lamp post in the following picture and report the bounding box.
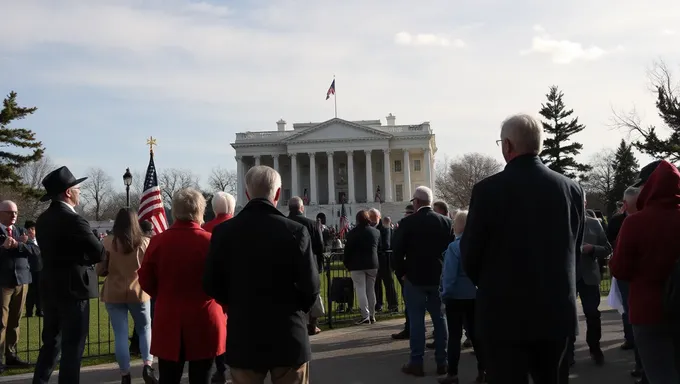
[123,168,133,208]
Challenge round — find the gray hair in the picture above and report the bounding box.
[453,209,468,237]
[623,186,640,201]
[172,188,206,224]
[211,191,235,215]
[412,186,433,205]
[368,208,381,218]
[500,114,543,155]
[245,165,282,202]
[288,196,303,211]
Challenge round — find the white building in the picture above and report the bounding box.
[231,114,436,224]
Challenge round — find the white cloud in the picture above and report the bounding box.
[184,1,230,17]
[662,29,677,36]
[394,32,465,48]
[521,27,614,64]
[533,24,545,33]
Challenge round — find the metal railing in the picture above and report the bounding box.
[16,253,615,361]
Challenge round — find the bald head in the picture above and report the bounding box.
[0,200,18,227]
[500,114,544,161]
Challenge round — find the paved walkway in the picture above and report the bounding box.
[0,305,637,383]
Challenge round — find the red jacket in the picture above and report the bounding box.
[202,213,233,233]
[610,160,680,324]
[138,220,227,361]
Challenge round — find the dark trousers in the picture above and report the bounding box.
[25,272,42,315]
[445,299,484,375]
[568,279,601,361]
[484,338,570,384]
[158,342,213,384]
[619,280,644,369]
[32,299,89,384]
[397,277,409,332]
[375,262,398,309]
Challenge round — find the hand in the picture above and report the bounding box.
[582,243,593,253]
[19,234,28,243]
[2,237,11,249]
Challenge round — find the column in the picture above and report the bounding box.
[424,147,432,192]
[272,154,280,172]
[327,152,335,204]
[308,152,317,204]
[403,150,411,200]
[290,153,298,197]
[383,149,392,202]
[254,155,261,166]
[365,150,373,202]
[235,156,244,206]
[346,150,355,203]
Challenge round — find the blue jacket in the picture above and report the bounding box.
[441,234,476,300]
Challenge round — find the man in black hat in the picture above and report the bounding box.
[32,166,105,384]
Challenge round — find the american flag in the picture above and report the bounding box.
[138,151,168,235]
[326,79,335,100]
[338,202,349,239]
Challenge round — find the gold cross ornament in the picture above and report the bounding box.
[146,136,157,153]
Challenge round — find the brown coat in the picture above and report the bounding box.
[96,236,151,303]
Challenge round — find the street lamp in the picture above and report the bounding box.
[123,168,133,208]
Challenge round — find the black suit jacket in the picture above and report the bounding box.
[0,227,36,287]
[343,225,380,271]
[460,155,585,342]
[35,201,105,301]
[287,211,325,273]
[203,198,320,370]
[606,212,626,247]
[392,207,452,286]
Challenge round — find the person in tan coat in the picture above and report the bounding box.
[96,208,157,384]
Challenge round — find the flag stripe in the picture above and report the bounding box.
[139,153,168,235]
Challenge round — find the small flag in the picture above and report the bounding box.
[326,79,335,100]
[338,202,349,239]
[139,151,168,235]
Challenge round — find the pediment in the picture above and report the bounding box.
[282,118,392,143]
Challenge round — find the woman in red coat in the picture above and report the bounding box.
[139,188,227,384]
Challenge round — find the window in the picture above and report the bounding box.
[394,160,402,172]
[413,159,421,172]
[395,184,403,202]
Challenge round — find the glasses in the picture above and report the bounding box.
[0,211,18,216]
[496,139,503,146]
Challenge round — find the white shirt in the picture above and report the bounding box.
[60,201,77,213]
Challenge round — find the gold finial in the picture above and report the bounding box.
[146,136,157,154]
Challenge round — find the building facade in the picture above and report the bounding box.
[231,114,436,213]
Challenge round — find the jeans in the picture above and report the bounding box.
[445,298,484,375]
[105,301,153,373]
[568,279,601,361]
[350,269,378,320]
[403,280,447,365]
[634,323,680,384]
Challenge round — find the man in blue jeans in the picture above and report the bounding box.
[392,187,452,377]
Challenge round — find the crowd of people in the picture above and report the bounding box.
[0,113,679,383]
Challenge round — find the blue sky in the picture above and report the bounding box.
[2,0,679,192]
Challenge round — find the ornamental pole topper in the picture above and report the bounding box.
[146,136,157,154]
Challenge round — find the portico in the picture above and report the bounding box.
[232,115,435,209]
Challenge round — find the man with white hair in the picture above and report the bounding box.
[461,114,585,383]
[203,191,235,233]
[392,186,452,377]
[203,165,320,384]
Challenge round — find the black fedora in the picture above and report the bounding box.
[40,166,88,202]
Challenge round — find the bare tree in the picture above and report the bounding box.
[158,169,200,206]
[81,168,113,221]
[582,150,615,205]
[208,167,237,196]
[436,153,503,209]
[9,156,56,220]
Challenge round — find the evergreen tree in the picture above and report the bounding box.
[539,86,591,178]
[606,139,639,216]
[0,91,44,189]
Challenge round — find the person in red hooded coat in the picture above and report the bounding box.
[610,160,680,383]
[139,188,226,384]
[203,192,235,234]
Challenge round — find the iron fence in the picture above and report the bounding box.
[15,253,615,361]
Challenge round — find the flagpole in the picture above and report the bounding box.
[334,75,337,118]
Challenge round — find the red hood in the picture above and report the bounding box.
[637,160,680,210]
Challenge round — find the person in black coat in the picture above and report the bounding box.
[367,209,398,313]
[32,167,105,384]
[392,187,452,377]
[461,114,585,384]
[23,220,43,318]
[287,196,326,336]
[203,166,320,382]
[343,210,381,325]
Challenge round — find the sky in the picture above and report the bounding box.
[1,0,679,192]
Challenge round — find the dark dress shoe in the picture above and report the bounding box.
[401,363,425,377]
[437,365,448,375]
[426,341,435,349]
[5,355,30,368]
[211,370,228,384]
[621,340,635,350]
[391,330,409,340]
[121,374,132,384]
[590,349,605,366]
[438,375,459,384]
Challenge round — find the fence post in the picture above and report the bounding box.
[325,252,333,329]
